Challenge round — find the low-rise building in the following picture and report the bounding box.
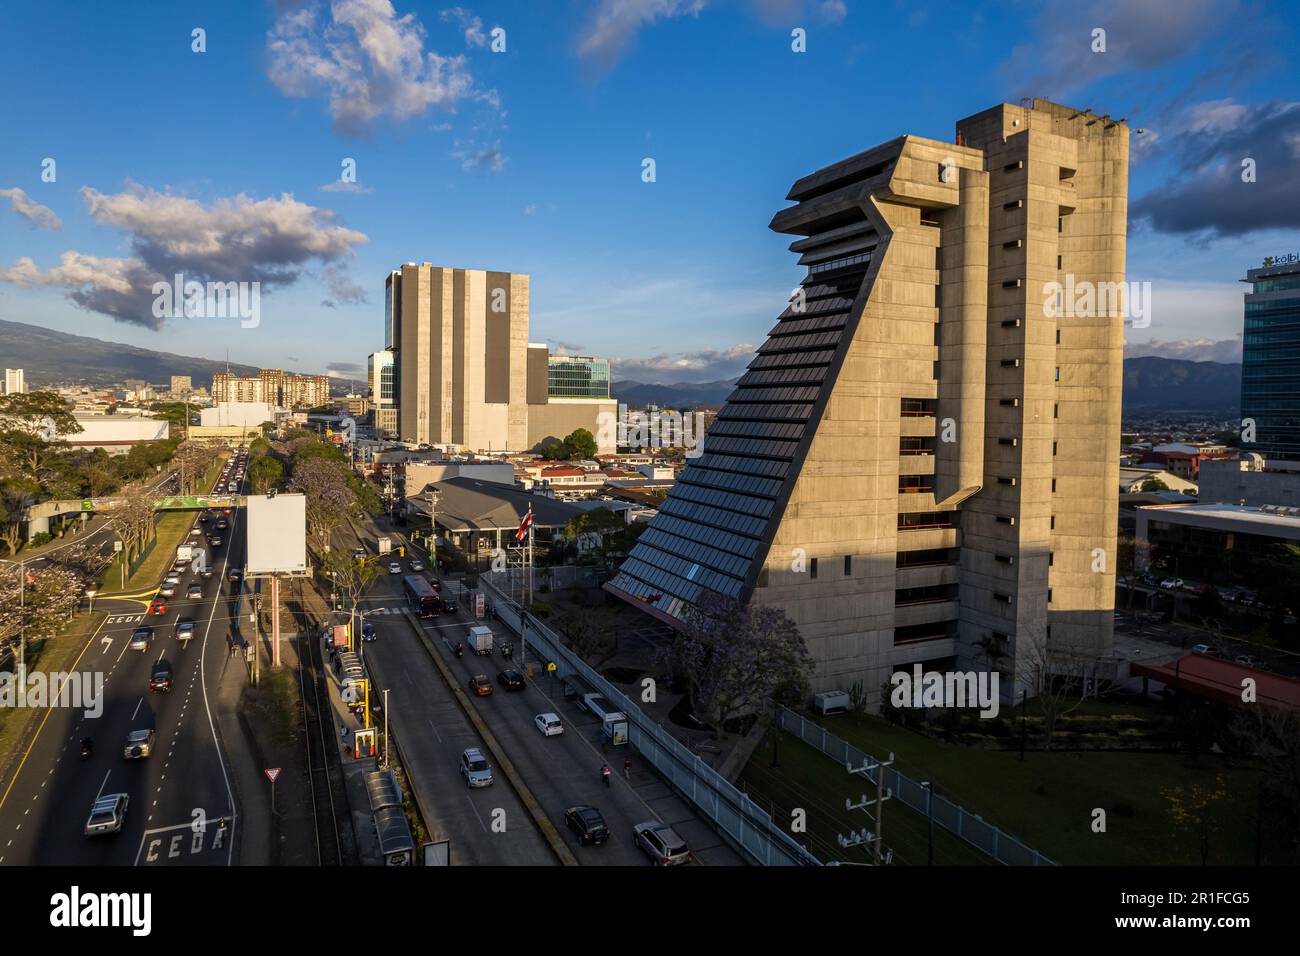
[1135,501,1300,584]
[1198,453,1300,508]
[67,415,169,455]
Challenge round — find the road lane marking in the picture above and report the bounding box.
[94,770,111,800]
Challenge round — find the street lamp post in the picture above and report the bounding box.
[85,588,97,614]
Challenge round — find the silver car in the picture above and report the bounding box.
[459,748,493,788]
[85,793,130,835]
[123,728,155,760]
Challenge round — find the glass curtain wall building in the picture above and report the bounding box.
[1241,255,1300,460]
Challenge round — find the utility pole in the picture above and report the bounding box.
[383,688,390,769]
[840,752,894,865]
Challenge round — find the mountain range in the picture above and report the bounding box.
[0,319,1242,414]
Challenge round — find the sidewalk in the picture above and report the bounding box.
[209,629,270,865]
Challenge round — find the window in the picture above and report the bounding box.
[995,515,1016,525]
[997,476,1017,486]
[1055,366,1061,381]
[1002,279,1022,289]
[1054,402,1059,418]
[844,555,852,576]
[898,511,960,531]
[1051,478,1057,492]
[1056,329,1061,345]
[1001,318,1021,328]
[1057,255,1063,270]
[1048,588,1053,603]
[1001,358,1021,368]
[1053,441,1058,456]
[994,554,1015,564]
[994,592,1013,604]
[1049,552,1054,567]
[896,548,959,568]
[998,437,1018,447]
[899,475,933,494]
[1003,160,1024,172]
[1003,239,1023,249]
[896,584,958,606]
[1050,515,1056,530]
[999,397,1019,407]
[810,558,818,580]
[1004,199,1023,210]
[900,436,935,456]
[900,397,937,416]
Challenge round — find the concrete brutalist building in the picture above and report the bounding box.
[608,100,1129,707]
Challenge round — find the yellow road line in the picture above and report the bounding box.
[0,614,110,815]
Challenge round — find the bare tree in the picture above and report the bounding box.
[1017,631,1102,750]
[661,592,813,739]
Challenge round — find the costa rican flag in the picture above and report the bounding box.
[515,507,533,542]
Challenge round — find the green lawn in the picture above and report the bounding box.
[748,711,1281,865]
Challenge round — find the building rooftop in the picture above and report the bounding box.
[1137,501,1300,535]
[409,476,585,533]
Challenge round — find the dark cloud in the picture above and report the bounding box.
[1131,100,1300,238]
[326,361,363,373]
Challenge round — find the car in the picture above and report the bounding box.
[1189,583,1210,596]
[497,669,525,691]
[123,728,155,760]
[147,598,167,615]
[440,598,458,614]
[187,528,201,539]
[158,583,176,598]
[1159,577,1184,590]
[175,619,196,643]
[85,793,130,835]
[199,514,210,524]
[564,805,609,846]
[459,747,493,788]
[352,547,366,560]
[388,562,402,575]
[229,568,243,584]
[632,822,692,865]
[1190,643,1211,655]
[208,535,224,547]
[409,559,424,572]
[1235,654,1260,667]
[164,573,181,585]
[186,583,203,599]
[468,674,494,697]
[149,660,173,692]
[216,518,229,530]
[361,622,377,642]
[534,713,564,737]
[429,579,442,592]
[221,507,232,516]
[129,627,153,650]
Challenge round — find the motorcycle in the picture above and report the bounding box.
[453,642,463,658]
[600,764,612,787]
[79,738,93,760]
[501,643,513,659]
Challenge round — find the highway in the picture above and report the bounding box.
[0,456,244,866]
[337,518,745,866]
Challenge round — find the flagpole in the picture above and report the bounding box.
[528,505,534,607]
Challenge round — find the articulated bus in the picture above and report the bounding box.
[403,575,440,618]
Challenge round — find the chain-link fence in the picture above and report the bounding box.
[774,705,1057,866]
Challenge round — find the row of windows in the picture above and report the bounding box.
[757,331,845,353]
[680,465,785,499]
[748,350,837,370]
[660,496,770,538]
[619,551,743,602]
[734,366,828,387]
[715,403,814,424]
[809,251,873,275]
[666,482,775,523]
[702,435,801,458]
[689,451,790,479]
[706,418,806,441]
[637,527,752,580]
[729,385,821,403]
[896,584,958,606]
[650,513,761,562]
[897,547,959,567]
[1250,276,1300,293]
[899,511,959,530]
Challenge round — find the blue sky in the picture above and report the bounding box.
[1,0,1297,384]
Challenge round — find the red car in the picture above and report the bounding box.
[148,598,168,615]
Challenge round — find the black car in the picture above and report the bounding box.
[228,568,243,586]
[497,669,525,691]
[440,598,458,614]
[565,805,609,846]
[216,519,229,530]
[149,660,173,692]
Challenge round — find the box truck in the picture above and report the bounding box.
[465,625,494,655]
[378,536,392,555]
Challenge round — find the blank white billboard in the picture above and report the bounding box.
[246,494,307,574]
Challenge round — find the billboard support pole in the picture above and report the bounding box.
[272,573,281,669]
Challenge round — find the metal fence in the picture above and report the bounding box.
[479,572,820,866]
[774,705,1057,866]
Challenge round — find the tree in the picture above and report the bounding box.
[563,428,598,461]
[287,456,357,554]
[1115,532,1139,610]
[539,440,566,461]
[1224,704,1300,863]
[0,561,87,661]
[564,507,628,570]
[1161,774,1228,865]
[0,391,82,483]
[557,605,619,661]
[248,455,283,494]
[662,592,813,739]
[0,478,39,555]
[1018,631,1101,750]
[321,549,380,620]
[1139,476,1170,492]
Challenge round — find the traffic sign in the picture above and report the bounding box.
[264,768,281,783]
[547,662,557,673]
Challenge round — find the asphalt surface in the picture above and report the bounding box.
[0,460,244,865]
[336,517,744,867]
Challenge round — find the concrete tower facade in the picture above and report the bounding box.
[608,100,1129,707]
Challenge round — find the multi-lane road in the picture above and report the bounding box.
[335,519,744,866]
[0,458,246,865]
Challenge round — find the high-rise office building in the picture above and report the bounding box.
[1241,254,1300,460]
[608,100,1129,705]
[388,264,531,450]
[4,368,25,395]
[547,355,611,398]
[170,375,192,395]
[368,350,397,437]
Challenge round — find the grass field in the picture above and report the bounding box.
[740,711,1283,866]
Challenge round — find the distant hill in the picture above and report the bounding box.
[612,379,735,408]
[1122,356,1241,414]
[613,357,1243,416]
[0,319,353,391]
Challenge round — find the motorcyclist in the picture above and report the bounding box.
[80,737,93,757]
[453,642,463,657]
[600,763,612,787]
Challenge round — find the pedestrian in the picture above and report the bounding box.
[623,756,632,780]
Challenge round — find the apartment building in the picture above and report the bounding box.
[212,369,329,408]
[608,100,1129,706]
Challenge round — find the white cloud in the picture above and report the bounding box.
[452,140,505,173]
[320,180,375,194]
[1123,337,1241,363]
[0,187,63,231]
[576,0,708,68]
[612,344,754,383]
[441,7,487,47]
[266,0,480,135]
[0,185,368,328]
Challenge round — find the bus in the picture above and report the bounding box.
[403,575,440,618]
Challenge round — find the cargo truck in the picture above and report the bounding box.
[378,536,392,556]
[465,624,494,655]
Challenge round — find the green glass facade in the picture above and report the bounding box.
[547,356,611,399]
[1241,257,1300,461]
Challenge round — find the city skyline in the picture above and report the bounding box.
[1,1,1297,384]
